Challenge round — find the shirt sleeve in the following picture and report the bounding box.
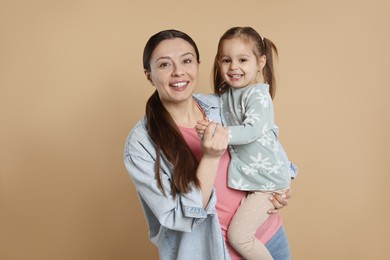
[124,130,217,233]
[227,87,276,146]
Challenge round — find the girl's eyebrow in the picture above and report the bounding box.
[220,53,251,58]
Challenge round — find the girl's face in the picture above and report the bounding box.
[218,38,265,89]
[145,38,199,106]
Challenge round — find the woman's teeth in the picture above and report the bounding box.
[171,82,187,87]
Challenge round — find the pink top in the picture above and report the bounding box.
[180,126,282,260]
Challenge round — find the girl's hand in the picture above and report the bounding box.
[267,189,292,214]
[195,118,211,136]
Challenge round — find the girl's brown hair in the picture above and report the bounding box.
[143,30,201,197]
[213,26,278,99]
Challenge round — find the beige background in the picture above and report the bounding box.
[1,0,389,259]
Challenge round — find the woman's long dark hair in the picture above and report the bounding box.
[143,30,201,197]
[213,26,278,99]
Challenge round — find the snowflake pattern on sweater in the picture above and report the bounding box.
[220,83,291,191]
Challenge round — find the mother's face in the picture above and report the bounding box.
[145,38,200,105]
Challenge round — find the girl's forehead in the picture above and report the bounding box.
[224,36,253,46]
[220,38,255,53]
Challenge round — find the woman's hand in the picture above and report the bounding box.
[267,188,292,214]
[197,122,228,207]
[200,122,228,158]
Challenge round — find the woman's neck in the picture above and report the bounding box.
[164,98,204,128]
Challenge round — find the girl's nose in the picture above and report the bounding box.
[229,60,238,70]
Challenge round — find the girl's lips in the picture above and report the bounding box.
[228,74,243,79]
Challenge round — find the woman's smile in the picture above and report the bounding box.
[170,80,189,90]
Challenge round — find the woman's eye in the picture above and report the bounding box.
[159,62,169,68]
[183,59,193,64]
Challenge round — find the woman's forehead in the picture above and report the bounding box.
[152,38,196,59]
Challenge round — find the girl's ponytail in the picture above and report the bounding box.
[262,37,278,99]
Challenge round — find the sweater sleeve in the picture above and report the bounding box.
[227,86,277,146]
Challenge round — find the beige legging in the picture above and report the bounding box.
[228,190,287,260]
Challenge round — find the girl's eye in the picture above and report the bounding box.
[221,59,230,63]
[183,59,193,64]
[239,59,247,63]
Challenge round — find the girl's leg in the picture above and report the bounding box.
[265,226,291,260]
[228,191,274,260]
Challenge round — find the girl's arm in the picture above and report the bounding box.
[226,86,276,145]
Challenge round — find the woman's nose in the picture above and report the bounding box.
[171,64,184,76]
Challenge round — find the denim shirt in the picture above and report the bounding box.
[124,93,297,260]
[124,94,231,260]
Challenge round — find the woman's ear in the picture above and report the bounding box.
[144,69,154,86]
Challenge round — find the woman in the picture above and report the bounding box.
[124,29,292,260]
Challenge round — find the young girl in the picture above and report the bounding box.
[196,27,296,259]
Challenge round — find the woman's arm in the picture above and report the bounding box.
[125,152,206,232]
[268,142,298,213]
[125,125,208,232]
[197,122,228,207]
[124,121,227,231]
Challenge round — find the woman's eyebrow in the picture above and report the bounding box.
[155,52,195,63]
[181,52,195,58]
[155,56,172,62]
